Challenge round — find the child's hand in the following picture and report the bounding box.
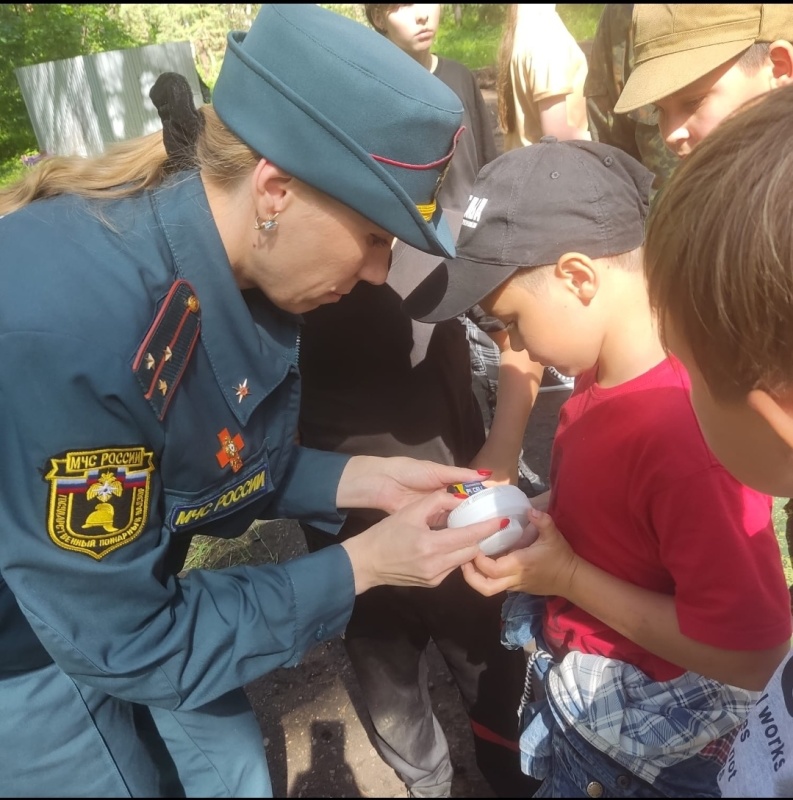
[460,506,579,597]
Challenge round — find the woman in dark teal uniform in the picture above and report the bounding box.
[0,5,502,796]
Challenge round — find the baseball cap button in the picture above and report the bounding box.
[540,135,558,144]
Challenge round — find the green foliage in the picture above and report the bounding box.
[434,6,504,71]
[0,4,135,161]
[433,4,603,72]
[0,3,605,166]
[0,155,26,189]
[116,4,261,89]
[557,4,604,43]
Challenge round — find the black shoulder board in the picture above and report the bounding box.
[133,280,201,420]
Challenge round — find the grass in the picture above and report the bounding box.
[773,496,793,585]
[182,521,278,572]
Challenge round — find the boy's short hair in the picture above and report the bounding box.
[514,247,644,293]
[364,4,402,34]
[615,4,793,113]
[645,83,793,401]
[403,138,653,323]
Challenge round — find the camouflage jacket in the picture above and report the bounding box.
[584,3,680,195]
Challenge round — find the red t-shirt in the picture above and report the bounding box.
[544,357,792,682]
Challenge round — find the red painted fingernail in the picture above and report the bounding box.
[477,469,492,476]
[500,518,510,529]
[454,492,468,499]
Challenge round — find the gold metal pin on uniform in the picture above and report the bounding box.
[145,353,155,370]
[163,346,172,362]
[158,380,168,395]
[234,379,250,403]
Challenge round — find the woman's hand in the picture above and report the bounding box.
[341,489,507,594]
[461,506,579,597]
[337,455,492,514]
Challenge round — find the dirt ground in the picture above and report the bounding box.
[241,390,568,798]
[236,83,568,798]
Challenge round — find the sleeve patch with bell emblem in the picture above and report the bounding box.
[133,280,201,420]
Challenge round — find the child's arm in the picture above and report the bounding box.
[538,95,592,142]
[461,507,790,691]
[469,327,544,483]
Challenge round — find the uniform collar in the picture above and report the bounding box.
[151,171,299,425]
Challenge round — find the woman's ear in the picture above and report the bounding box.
[555,252,597,303]
[748,388,793,451]
[252,159,293,218]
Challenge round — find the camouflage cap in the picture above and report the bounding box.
[615,4,793,113]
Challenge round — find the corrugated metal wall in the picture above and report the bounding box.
[15,42,204,157]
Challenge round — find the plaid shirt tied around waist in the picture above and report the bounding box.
[501,592,758,785]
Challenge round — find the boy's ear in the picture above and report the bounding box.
[554,252,597,303]
[747,388,793,451]
[769,40,793,87]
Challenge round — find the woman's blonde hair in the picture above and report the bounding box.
[0,106,259,217]
[645,83,793,401]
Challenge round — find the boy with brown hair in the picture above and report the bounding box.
[613,4,793,157]
[642,81,793,798]
[404,137,792,796]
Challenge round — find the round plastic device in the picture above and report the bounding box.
[447,485,533,556]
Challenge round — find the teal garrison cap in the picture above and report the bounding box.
[212,3,465,258]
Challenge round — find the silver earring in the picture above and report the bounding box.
[254,213,279,232]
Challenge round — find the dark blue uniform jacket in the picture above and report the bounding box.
[0,172,355,707]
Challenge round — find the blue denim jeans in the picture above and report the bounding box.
[535,721,721,798]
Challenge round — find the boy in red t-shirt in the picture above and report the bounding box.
[403,137,792,797]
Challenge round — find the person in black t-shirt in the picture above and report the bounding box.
[297,5,543,798]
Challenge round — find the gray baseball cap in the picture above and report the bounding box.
[403,137,654,323]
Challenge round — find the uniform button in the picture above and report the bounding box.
[586,781,603,798]
[617,774,631,789]
[314,623,328,641]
